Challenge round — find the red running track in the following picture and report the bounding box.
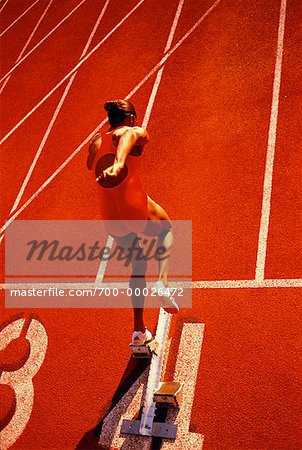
[0,0,301,449]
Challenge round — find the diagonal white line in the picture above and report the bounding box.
[78,0,110,56]
[142,0,185,128]
[255,0,287,281]
[0,0,145,145]
[0,2,87,88]
[0,0,10,14]
[0,0,87,82]
[0,0,54,95]
[125,0,221,104]
[0,0,40,36]
[0,0,222,235]
[9,0,111,213]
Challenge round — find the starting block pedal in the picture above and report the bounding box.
[129,339,158,358]
[154,381,182,409]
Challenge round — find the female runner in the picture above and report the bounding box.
[87,99,177,346]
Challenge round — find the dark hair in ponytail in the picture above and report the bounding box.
[104,99,137,127]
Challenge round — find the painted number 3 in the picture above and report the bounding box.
[0,318,48,449]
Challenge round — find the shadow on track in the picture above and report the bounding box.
[76,355,150,449]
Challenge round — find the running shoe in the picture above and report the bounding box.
[154,280,180,311]
[132,328,153,346]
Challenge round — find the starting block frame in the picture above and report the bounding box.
[122,308,179,440]
[121,419,177,440]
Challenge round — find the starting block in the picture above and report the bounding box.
[154,381,182,409]
[129,339,158,359]
[122,308,179,440]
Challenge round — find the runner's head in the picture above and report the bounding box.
[104,99,137,128]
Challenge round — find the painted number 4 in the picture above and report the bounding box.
[99,323,205,449]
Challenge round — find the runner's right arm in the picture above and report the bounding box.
[115,127,149,167]
[102,127,149,180]
[87,133,102,170]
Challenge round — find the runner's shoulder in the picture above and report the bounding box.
[114,125,146,135]
[114,126,149,143]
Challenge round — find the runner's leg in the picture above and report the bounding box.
[143,196,173,287]
[113,233,147,332]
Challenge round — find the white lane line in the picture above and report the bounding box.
[162,323,205,449]
[125,0,221,104]
[0,0,87,82]
[0,0,40,36]
[97,0,186,282]
[9,0,111,213]
[0,0,145,145]
[95,234,113,284]
[2,278,301,290]
[0,0,10,14]
[0,0,54,95]
[255,0,287,281]
[0,0,222,234]
[193,278,302,288]
[141,0,185,129]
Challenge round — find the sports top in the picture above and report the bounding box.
[91,127,148,236]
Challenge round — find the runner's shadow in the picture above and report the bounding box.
[76,356,150,449]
